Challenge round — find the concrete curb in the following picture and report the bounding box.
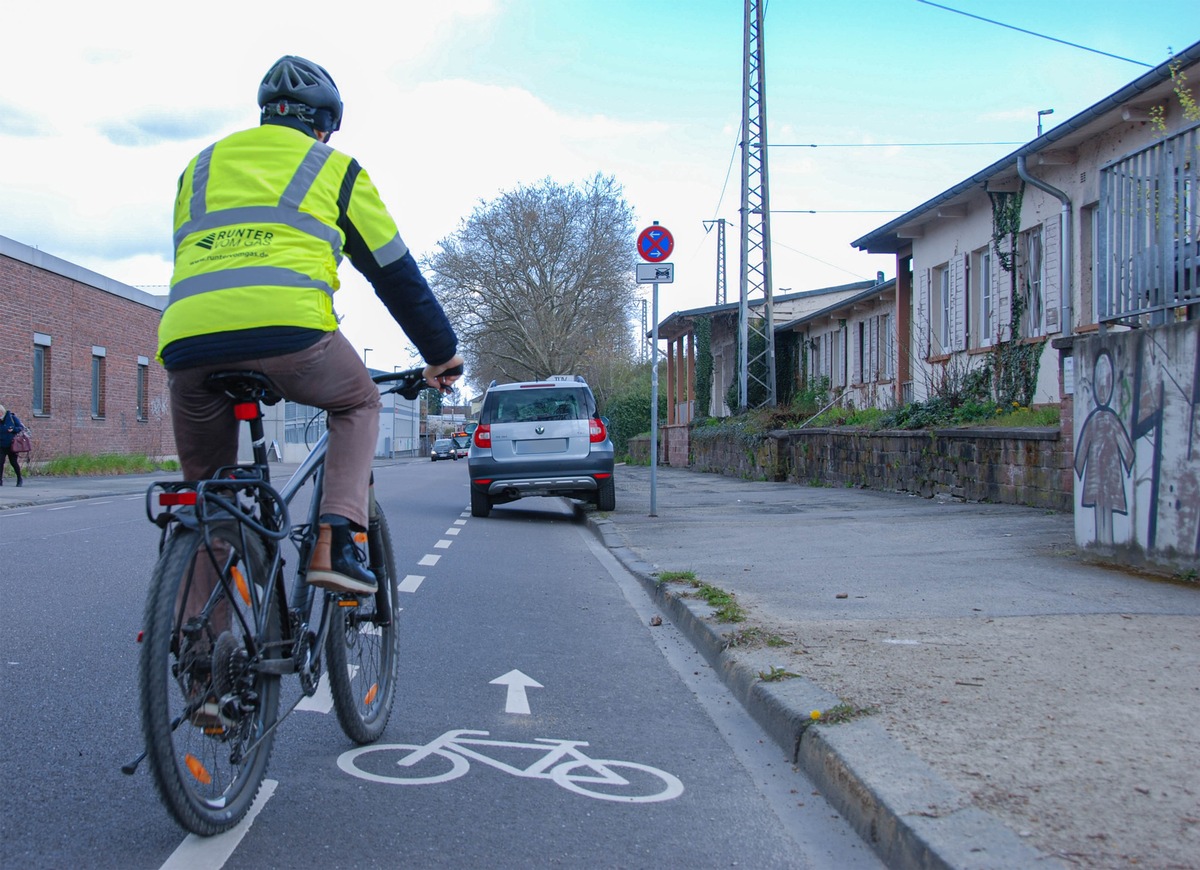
[587,515,1064,870]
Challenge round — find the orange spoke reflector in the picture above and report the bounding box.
[337,599,359,607]
[353,532,368,544]
[231,565,251,605]
[185,754,213,785]
[364,683,379,705]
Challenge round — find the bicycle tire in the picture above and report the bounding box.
[326,507,400,743]
[139,521,281,835]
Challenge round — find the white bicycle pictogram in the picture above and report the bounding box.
[337,728,684,803]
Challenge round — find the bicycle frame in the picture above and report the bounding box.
[144,378,396,711]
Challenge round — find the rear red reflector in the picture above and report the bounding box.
[594,473,612,479]
[159,492,198,506]
[233,402,259,421]
[473,479,493,486]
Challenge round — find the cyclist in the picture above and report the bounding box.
[158,55,463,596]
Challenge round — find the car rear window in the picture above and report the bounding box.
[484,388,592,424]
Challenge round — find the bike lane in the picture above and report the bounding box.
[214,464,881,869]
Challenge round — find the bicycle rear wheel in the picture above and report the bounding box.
[139,521,280,835]
[326,507,400,743]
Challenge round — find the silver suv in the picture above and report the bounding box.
[467,376,615,517]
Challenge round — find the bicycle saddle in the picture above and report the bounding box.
[206,370,284,406]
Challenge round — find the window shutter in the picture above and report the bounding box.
[1043,217,1062,334]
[994,239,1011,341]
[916,268,931,359]
[952,253,968,351]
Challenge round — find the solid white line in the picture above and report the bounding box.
[434,539,452,549]
[418,554,440,566]
[159,779,277,870]
[0,512,32,517]
[47,505,76,511]
[397,574,425,593]
[444,528,460,536]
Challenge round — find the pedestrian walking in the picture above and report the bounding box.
[0,403,27,487]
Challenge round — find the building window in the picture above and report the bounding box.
[932,264,951,354]
[1019,226,1045,338]
[92,347,107,419]
[970,246,993,348]
[136,356,150,421]
[33,333,51,415]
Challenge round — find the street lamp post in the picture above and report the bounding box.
[1037,108,1054,137]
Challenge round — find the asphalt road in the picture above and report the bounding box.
[0,460,882,869]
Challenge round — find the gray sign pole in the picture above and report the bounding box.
[649,280,659,517]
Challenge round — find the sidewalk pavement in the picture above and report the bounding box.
[587,464,1200,870]
[6,463,1197,869]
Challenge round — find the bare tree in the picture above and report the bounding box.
[424,174,639,394]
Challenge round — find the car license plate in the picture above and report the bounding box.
[515,439,568,454]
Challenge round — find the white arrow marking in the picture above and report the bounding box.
[489,669,544,715]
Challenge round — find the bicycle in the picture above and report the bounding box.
[124,366,440,835]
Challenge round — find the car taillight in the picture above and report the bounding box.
[589,417,606,443]
[474,424,491,448]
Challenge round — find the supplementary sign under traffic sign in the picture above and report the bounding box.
[636,262,674,284]
[637,224,674,261]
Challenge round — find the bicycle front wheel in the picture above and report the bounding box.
[139,521,281,835]
[326,506,400,743]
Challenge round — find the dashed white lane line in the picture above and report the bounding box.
[418,554,441,567]
[444,528,460,536]
[159,779,277,870]
[398,574,425,593]
[453,519,466,525]
[47,505,76,511]
[295,678,335,713]
[434,539,452,549]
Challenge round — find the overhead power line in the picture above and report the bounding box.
[771,141,1023,148]
[915,0,1153,67]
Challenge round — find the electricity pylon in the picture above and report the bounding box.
[738,0,776,409]
[703,218,728,306]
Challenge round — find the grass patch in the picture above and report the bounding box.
[656,570,696,585]
[35,454,180,477]
[758,665,800,682]
[694,583,746,622]
[812,702,879,724]
[724,627,792,649]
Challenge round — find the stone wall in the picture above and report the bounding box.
[678,426,1072,511]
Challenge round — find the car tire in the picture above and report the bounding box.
[596,476,616,512]
[470,488,491,518]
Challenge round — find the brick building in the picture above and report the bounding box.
[0,234,173,461]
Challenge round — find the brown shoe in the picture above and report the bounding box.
[308,520,377,594]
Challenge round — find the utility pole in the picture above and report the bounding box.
[738,0,776,409]
[703,218,728,306]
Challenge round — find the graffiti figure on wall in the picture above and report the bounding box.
[1074,350,1135,545]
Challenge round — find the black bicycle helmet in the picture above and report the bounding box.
[258,55,343,132]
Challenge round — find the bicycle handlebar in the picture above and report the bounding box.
[374,364,464,400]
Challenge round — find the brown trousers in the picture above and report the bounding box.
[167,331,380,528]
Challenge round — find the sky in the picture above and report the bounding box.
[2,0,1198,388]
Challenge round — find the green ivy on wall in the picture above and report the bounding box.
[694,315,712,419]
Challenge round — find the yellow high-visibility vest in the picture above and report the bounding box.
[158,124,408,359]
